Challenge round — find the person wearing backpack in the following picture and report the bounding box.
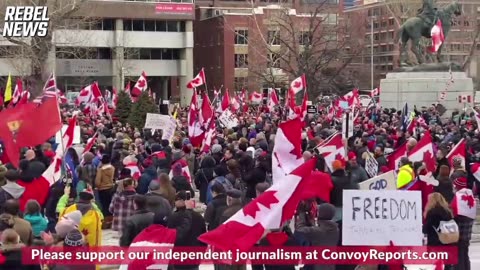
[423,192,457,246]
[206,166,233,204]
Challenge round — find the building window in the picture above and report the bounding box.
[373,22,379,29]
[374,33,379,41]
[234,77,248,91]
[267,30,280,45]
[56,47,112,59]
[0,46,22,58]
[388,31,394,40]
[299,31,310,45]
[235,29,248,45]
[234,53,248,68]
[267,53,281,68]
[124,48,181,60]
[123,19,184,32]
[388,18,395,26]
[381,20,387,27]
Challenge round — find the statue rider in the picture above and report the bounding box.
[417,0,438,28]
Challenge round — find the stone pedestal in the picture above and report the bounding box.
[379,71,474,115]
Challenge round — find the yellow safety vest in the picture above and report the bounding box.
[397,165,415,189]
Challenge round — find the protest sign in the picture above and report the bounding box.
[218,109,239,129]
[342,112,353,139]
[359,171,396,191]
[342,190,423,246]
[161,117,177,141]
[56,125,81,144]
[144,113,171,130]
[364,152,379,178]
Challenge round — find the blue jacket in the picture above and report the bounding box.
[24,213,48,237]
[136,166,157,195]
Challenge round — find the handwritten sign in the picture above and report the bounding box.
[342,190,423,246]
[218,109,239,129]
[55,125,81,144]
[144,113,172,130]
[359,171,396,191]
[162,117,177,141]
[364,152,378,178]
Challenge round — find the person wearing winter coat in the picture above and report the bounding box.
[23,199,48,238]
[136,162,157,195]
[423,192,455,246]
[219,189,243,224]
[346,152,368,184]
[95,154,115,224]
[434,147,450,179]
[171,163,195,198]
[0,170,25,214]
[109,178,137,234]
[205,183,227,231]
[296,203,339,270]
[195,156,216,203]
[167,191,207,270]
[145,180,173,214]
[0,228,41,270]
[257,228,297,270]
[4,200,33,245]
[243,155,268,200]
[120,195,155,247]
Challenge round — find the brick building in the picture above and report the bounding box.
[343,0,480,89]
[194,0,344,93]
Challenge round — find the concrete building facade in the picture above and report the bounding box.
[0,0,195,105]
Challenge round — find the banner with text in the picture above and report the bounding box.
[218,109,239,129]
[162,117,177,141]
[144,113,172,130]
[342,190,423,246]
[359,171,396,191]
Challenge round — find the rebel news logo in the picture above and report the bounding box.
[2,6,49,37]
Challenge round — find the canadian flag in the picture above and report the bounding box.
[17,91,30,106]
[230,96,240,113]
[76,82,101,106]
[249,91,263,103]
[316,133,346,172]
[218,89,230,113]
[342,88,360,108]
[170,159,192,184]
[83,132,98,155]
[131,71,148,102]
[387,143,407,170]
[451,188,477,219]
[267,88,279,112]
[187,92,205,148]
[290,74,307,94]
[124,81,131,93]
[124,163,142,181]
[370,87,380,97]
[272,119,304,184]
[458,94,472,104]
[119,225,176,270]
[408,131,436,173]
[12,78,23,104]
[429,20,445,53]
[187,68,206,89]
[200,92,214,129]
[199,158,323,251]
[111,87,119,109]
[471,163,480,182]
[446,138,466,170]
[201,118,216,153]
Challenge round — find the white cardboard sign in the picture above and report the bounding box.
[358,171,396,191]
[342,190,423,246]
[161,117,177,141]
[144,113,172,130]
[55,125,81,144]
[218,109,239,129]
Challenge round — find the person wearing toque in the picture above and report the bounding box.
[219,189,243,224]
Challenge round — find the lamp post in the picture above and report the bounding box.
[370,16,374,91]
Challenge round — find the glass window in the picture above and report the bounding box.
[388,18,395,26]
[151,49,162,59]
[125,48,140,59]
[235,29,248,45]
[234,53,248,68]
[123,20,132,31]
[268,53,280,68]
[267,30,280,45]
[156,21,167,31]
[167,21,178,32]
[162,49,173,59]
[140,49,151,59]
[145,20,155,31]
[299,31,310,45]
[98,48,112,59]
[172,49,180,60]
[103,19,114,30]
[132,20,144,31]
[180,21,186,32]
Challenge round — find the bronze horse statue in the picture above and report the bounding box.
[396,2,462,65]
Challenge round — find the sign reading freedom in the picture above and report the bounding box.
[342,190,423,246]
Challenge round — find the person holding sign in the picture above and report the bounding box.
[423,193,456,246]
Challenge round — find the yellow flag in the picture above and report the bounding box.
[4,73,12,102]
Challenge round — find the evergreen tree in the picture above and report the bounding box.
[128,91,159,129]
[114,90,132,124]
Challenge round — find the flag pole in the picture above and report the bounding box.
[52,72,70,182]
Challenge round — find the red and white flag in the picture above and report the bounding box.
[170,159,192,184]
[119,225,176,270]
[200,92,214,129]
[199,158,322,251]
[12,78,23,104]
[201,118,216,153]
[387,144,407,171]
[124,162,142,181]
[249,91,263,104]
[290,74,306,94]
[272,118,304,184]
[218,89,230,113]
[342,88,360,108]
[131,72,148,102]
[446,138,466,170]
[316,133,346,172]
[82,132,98,155]
[458,94,472,104]
[188,92,205,148]
[429,20,445,53]
[111,87,119,109]
[267,88,279,112]
[451,188,477,219]
[408,131,436,173]
[370,87,380,97]
[33,73,66,104]
[76,84,93,106]
[230,96,240,113]
[187,68,206,89]
[17,91,30,106]
[471,163,480,182]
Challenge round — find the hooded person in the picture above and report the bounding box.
[295,203,339,270]
[194,156,216,204]
[171,162,194,197]
[0,170,25,213]
[137,159,157,195]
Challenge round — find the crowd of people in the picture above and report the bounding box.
[0,102,477,270]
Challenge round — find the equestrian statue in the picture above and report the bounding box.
[395,0,462,66]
